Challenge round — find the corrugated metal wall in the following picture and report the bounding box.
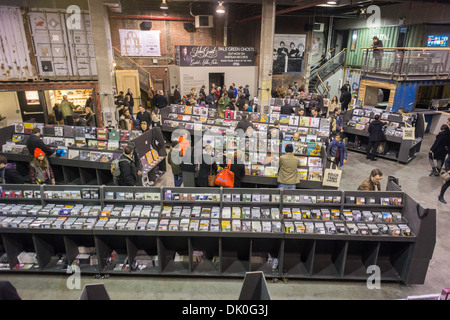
[346,24,424,67]
[0,6,36,80]
[28,9,97,78]
[393,80,448,112]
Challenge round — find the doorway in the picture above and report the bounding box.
[16,91,47,123]
[209,73,224,90]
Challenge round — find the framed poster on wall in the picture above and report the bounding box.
[119,29,161,57]
[273,34,306,74]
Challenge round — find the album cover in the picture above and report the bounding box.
[308,167,323,182]
[298,168,308,181]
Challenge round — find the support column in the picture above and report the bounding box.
[258,0,276,109]
[88,0,116,126]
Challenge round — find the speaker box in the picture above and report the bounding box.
[140,21,152,30]
[183,22,195,33]
[305,24,313,31]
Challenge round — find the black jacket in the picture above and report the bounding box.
[430,128,450,160]
[227,89,235,99]
[118,154,138,186]
[196,154,218,187]
[53,106,63,121]
[206,94,216,106]
[0,166,24,184]
[26,134,55,157]
[84,113,96,127]
[230,162,245,188]
[74,118,88,127]
[173,89,181,103]
[340,90,352,108]
[155,94,168,109]
[180,146,196,173]
[136,110,152,125]
[368,120,386,142]
[235,119,253,133]
[236,97,248,111]
[280,104,294,115]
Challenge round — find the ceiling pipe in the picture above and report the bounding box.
[109,15,194,21]
[236,0,329,23]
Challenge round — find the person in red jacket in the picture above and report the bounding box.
[29,148,55,185]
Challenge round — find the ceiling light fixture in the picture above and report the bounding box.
[327,1,337,4]
[160,0,168,10]
[216,2,225,14]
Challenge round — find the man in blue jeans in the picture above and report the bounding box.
[277,143,300,189]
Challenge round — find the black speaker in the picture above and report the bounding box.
[305,24,313,31]
[183,22,195,33]
[140,21,152,30]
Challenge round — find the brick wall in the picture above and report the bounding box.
[108,13,224,96]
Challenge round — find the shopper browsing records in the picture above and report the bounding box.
[280,99,294,115]
[0,156,24,184]
[358,168,383,191]
[235,113,253,134]
[26,127,55,158]
[168,142,183,187]
[119,109,133,130]
[366,114,387,161]
[53,103,64,125]
[429,125,450,176]
[310,107,321,118]
[218,92,230,118]
[29,148,55,185]
[268,120,283,141]
[59,95,75,124]
[72,113,87,127]
[84,107,96,127]
[228,150,245,188]
[438,155,450,204]
[117,146,138,186]
[196,145,218,187]
[333,108,344,133]
[173,85,181,104]
[136,105,152,126]
[139,121,149,133]
[277,143,300,189]
[206,89,217,107]
[329,133,348,167]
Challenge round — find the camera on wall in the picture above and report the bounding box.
[268,71,272,77]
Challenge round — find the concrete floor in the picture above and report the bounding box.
[0,132,448,300]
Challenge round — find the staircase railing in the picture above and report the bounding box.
[113,46,151,93]
[310,48,347,93]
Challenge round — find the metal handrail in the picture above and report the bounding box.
[112,46,151,77]
[315,48,347,74]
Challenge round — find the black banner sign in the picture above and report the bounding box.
[175,46,255,67]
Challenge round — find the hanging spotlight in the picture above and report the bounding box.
[216,2,225,14]
[160,0,168,10]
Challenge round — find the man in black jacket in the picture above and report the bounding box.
[173,85,181,103]
[366,114,387,161]
[280,98,294,115]
[206,89,217,107]
[155,90,168,109]
[72,113,88,126]
[136,105,152,126]
[26,128,55,158]
[235,113,253,134]
[339,86,352,112]
[118,146,138,186]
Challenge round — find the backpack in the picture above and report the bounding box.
[111,158,128,185]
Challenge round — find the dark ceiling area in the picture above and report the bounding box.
[117,0,450,22]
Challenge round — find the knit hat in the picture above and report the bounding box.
[34,148,45,158]
[285,144,294,153]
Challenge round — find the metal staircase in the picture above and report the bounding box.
[309,48,347,95]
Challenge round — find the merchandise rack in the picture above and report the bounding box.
[0,126,167,186]
[342,108,425,164]
[159,106,333,189]
[0,183,435,284]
